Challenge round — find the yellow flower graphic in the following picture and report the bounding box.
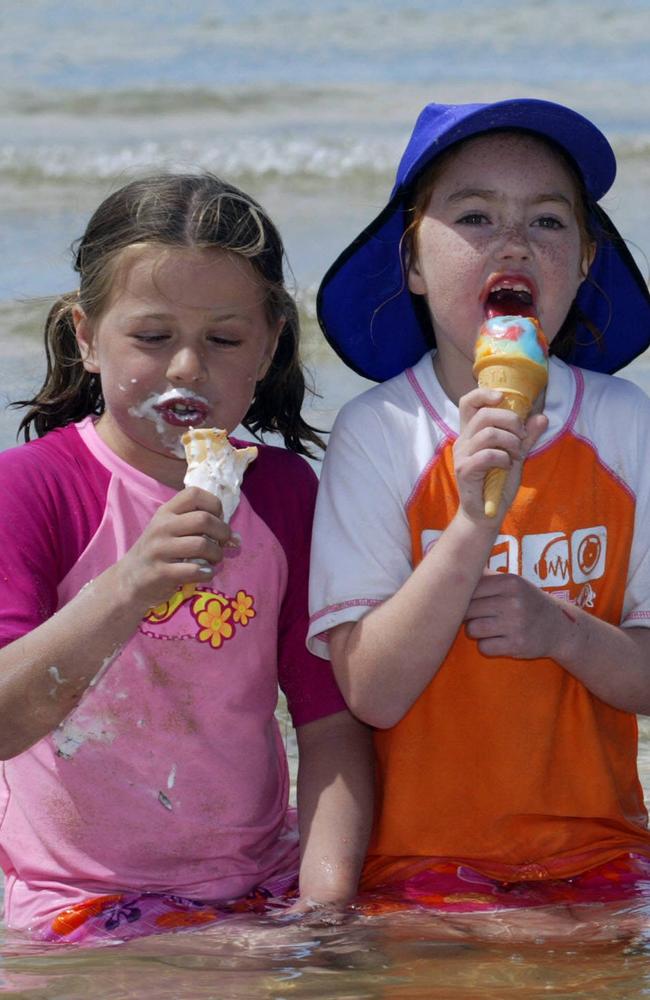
[196,597,234,648]
[145,583,203,623]
[231,590,256,626]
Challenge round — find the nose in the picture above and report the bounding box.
[495,223,530,261]
[166,346,207,385]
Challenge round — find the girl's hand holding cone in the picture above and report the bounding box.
[472,316,549,517]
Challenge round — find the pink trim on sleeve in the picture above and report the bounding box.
[309,598,383,627]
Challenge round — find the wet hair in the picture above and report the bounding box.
[14,173,324,456]
[402,129,603,359]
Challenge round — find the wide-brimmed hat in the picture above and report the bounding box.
[318,98,650,381]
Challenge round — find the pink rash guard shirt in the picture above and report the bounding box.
[0,417,345,934]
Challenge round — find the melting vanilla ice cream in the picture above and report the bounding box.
[182,427,258,522]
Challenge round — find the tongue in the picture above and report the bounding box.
[485,289,533,319]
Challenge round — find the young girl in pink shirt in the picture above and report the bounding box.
[0,173,372,943]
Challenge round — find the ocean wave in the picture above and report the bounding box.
[2,129,649,187]
[0,134,404,184]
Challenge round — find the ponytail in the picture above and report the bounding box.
[12,293,103,441]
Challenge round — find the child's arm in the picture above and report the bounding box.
[328,387,546,728]
[0,487,232,759]
[465,572,650,714]
[295,709,374,907]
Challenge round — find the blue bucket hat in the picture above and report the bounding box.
[317,98,650,381]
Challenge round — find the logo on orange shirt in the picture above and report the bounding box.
[421,525,607,604]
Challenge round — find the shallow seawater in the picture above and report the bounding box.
[1,714,650,999]
[1,905,650,999]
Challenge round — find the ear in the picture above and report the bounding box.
[72,305,100,373]
[407,253,427,296]
[581,240,597,279]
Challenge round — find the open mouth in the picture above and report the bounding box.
[483,277,536,319]
[154,399,210,427]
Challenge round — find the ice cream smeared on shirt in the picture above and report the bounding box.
[182,427,258,522]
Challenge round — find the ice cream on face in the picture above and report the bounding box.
[129,388,211,459]
[182,427,258,522]
[473,316,549,517]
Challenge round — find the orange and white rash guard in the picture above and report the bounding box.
[308,354,650,881]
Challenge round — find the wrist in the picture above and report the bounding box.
[550,599,585,667]
[93,562,155,624]
[451,505,502,551]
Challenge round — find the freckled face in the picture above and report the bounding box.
[74,247,281,486]
[407,133,592,399]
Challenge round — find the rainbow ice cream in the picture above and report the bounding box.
[182,427,257,523]
[473,316,549,517]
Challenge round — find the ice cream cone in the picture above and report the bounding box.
[472,317,549,518]
[182,427,257,523]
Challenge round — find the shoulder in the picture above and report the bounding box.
[239,440,319,545]
[574,365,650,431]
[0,423,105,486]
[242,439,318,498]
[330,369,418,448]
[337,367,414,419]
[570,365,650,487]
[1,422,110,490]
[0,423,110,569]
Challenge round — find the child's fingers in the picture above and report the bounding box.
[170,508,232,546]
[454,420,524,488]
[466,406,526,442]
[117,496,240,608]
[464,423,524,463]
[166,485,225,518]
[458,387,519,427]
[522,412,548,454]
[464,572,557,659]
[162,533,228,566]
[459,387,533,436]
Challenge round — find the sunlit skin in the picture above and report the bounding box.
[73,246,281,489]
[407,132,594,405]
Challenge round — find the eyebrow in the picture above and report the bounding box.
[447,187,574,208]
[127,310,247,322]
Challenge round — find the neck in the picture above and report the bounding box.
[94,413,187,489]
[431,350,477,405]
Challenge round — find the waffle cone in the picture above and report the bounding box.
[475,357,548,517]
[181,427,228,466]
